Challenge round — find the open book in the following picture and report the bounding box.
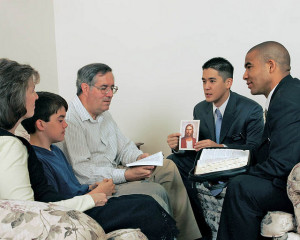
[194,148,250,175]
[126,152,164,167]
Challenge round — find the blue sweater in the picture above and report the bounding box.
[33,145,89,198]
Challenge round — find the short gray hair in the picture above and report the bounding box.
[0,58,40,130]
[76,63,112,96]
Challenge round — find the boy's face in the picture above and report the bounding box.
[43,106,68,144]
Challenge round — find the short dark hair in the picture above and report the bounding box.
[248,41,291,73]
[76,63,112,96]
[202,57,234,81]
[22,92,68,134]
[0,58,40,130]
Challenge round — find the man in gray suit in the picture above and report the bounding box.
[167,57,264,239]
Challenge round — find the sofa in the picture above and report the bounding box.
[260,162,300,239]
[0,199,147,240]
[196,182,226,240]
[196,161,300,240]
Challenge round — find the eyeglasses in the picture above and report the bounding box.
[92,85,118,95]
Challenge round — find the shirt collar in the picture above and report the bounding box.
[213,92,230,116]
[72,96,104,123]
[265,84,278,111]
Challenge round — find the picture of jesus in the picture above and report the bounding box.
[179,120,200,150]
[181,124,196,149]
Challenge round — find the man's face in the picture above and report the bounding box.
[85,72,115,119]
[43,107,68,144]
[185,126,193,137]
[243,50,272,97]
[202,68,232,107]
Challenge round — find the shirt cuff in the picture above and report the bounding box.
[84,184,91,192]
[172,149,185,154]
[84,195,96,209]
[134,150,144,161]
[112,168,127,184]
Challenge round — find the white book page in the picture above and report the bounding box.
[126,151,164,167]
[195,149,249,175]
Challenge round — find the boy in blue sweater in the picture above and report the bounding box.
[21,91,178,240]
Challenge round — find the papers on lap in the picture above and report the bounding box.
[126,152,164,167]
[195,148,250,175]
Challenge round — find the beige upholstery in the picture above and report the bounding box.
[0,199,147,240]
[261,162,300,239]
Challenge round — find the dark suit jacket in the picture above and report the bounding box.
[169,91,264,174]
[249,75,300,189]
[194,91,264,150]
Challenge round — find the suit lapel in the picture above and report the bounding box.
[202,102,215,141]
[263,75,288,139]
[220,92,235,143]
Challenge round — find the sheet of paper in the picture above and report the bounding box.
[126,151,164,167]
[195,148,249,175]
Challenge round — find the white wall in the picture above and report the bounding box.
[53,0,300,156]
[0,0,58,93]
[2,1,300,157]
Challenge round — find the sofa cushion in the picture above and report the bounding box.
[0,199,106,240]
[196,182,226,240]
[274,232,300,240]
[261,211,295,238]
[288,162,300,235]
[106,228,148,240]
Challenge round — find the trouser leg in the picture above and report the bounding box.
[85,194,178,240]
[150,159,202,240]
[113,180,171,213]
[169,153,212,239]
[217,175,293,240]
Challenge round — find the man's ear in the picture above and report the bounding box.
[267,59,276,73]
[35,119,45,131]
[81,83,90,95]
[225,78,233,89]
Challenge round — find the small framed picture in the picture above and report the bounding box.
[179,120,200,150]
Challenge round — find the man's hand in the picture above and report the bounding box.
[125,166,155,181]
[89,179,116,196]
[194,139,224,151]
[167,133,181,151]
[89,192,107,207]
[137,153,150,160]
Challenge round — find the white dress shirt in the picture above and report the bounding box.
[58,96,143,185]
[265,85,278,111]
[213,93,230,123]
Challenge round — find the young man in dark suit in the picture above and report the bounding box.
[217,41,300,240]
[167,57,264,239]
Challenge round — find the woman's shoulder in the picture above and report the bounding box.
[0,135,28,164]
[0,135,26,150]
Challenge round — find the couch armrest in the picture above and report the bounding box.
[106,228,148,240]
[0,199,106,239]
[261,211,295,238]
